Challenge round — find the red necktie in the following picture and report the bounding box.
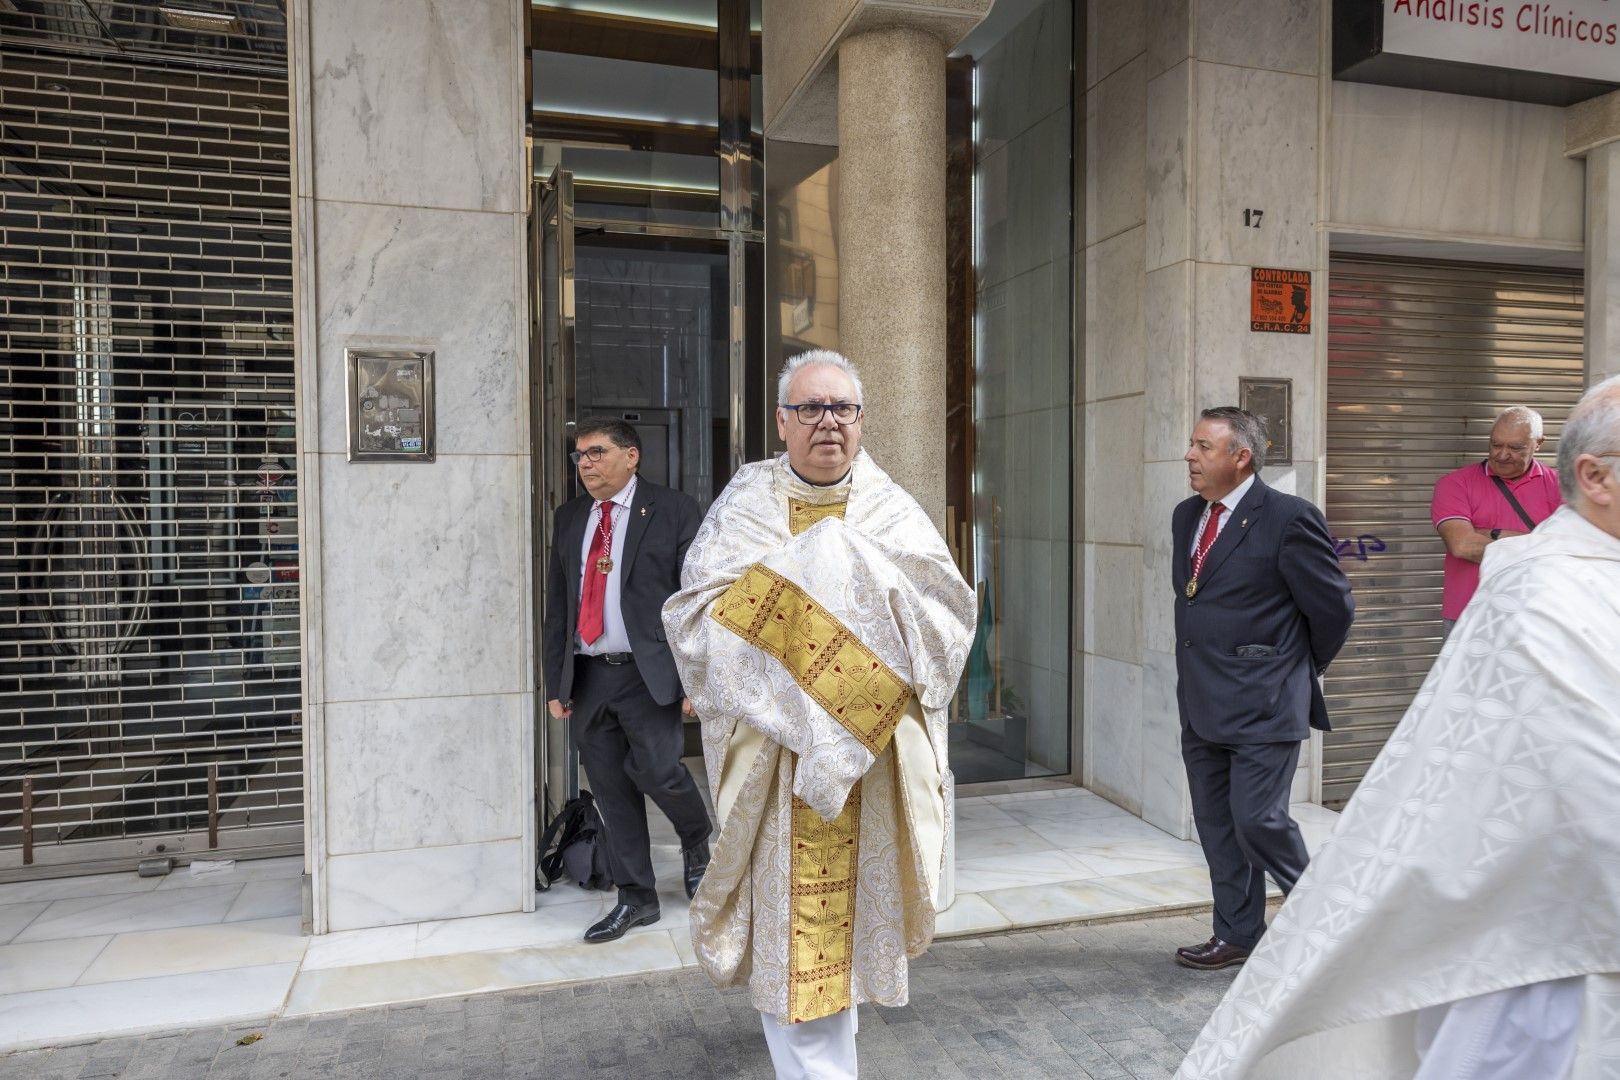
[577,501,613,645]
[1191,502,1225,581]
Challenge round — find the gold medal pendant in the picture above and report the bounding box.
[596,557,613,575]
[1185,579,1199,598]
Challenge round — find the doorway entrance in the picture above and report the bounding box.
[527,0,764,821]
[531,171,756,816]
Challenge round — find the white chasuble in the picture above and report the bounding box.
[1177,508,1620,1079]
[662,452,976,1025]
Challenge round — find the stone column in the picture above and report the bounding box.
[837,27,948,526]
[1570,92,1620,384]
[289,0,533,932]
[762,0,988,525]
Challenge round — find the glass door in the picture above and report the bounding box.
[531,169,739,819]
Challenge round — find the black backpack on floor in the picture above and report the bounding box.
[536,791,613,892]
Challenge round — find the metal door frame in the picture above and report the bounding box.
[532,170,752,819]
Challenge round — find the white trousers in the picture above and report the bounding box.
[1414,976,1585,1080]
[760,1006,859,1079]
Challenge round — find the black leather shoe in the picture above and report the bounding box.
[682,840,710,900]
[1175,936,1251,970]
[584,902,660,944]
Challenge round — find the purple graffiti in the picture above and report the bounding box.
[1332,534,1387,562]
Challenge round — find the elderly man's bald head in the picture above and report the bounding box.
[1488,406,1545,480]
[1558,374,1620,539]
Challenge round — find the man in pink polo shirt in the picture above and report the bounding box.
[1431,405,1562,635]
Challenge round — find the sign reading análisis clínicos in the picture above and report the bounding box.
[1383,0,1620,82]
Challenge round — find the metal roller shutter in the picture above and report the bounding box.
[1,49,300,877]
[1322,255,1585,807]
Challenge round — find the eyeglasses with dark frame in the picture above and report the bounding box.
[781,402,863,426]
[569,445,616,465]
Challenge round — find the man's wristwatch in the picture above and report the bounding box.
[1490,528,1501,540]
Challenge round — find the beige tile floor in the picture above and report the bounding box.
[0,788,1340,1053]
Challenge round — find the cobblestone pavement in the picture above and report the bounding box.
[1,912,1239,1080]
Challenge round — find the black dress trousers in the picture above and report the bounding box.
[570,655,711,908]
[1181,728,1310,949]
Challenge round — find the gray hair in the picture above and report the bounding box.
[1200,406,1268,474]
[1495,405,1545,442]
[1557,374,1620,503]
[776,349,865,408]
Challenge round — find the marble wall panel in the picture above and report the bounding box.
[1085,56,1147,246]
[1085,543,1143,665]
[1139,648,1191,837]
[1330,83,1584,246]
[1257,460,1317,504]
[298,451,328,700]
[1191,262,1321,462]
[1193,63,1317,268]
[1196,0,1319,77]
[1146,0,1192,79]
[314,202,522,457]
[1326,82,1423,234]
[1144,261,1194,457]
[323,693,524,856]
[318,454,524,703]
[1084,395,1145,545]
[1087,0,1146,88]
[1419,92,1585,243]
[326,839,525,931]
[1145,62,1192,272]
[1085,226,1146,401]
[1083,654,1143,814]
[1142,460,1192,652]
[309,0,521,212]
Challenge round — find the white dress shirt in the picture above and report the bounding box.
[1189,473,1256,558]
[576,474,637,655]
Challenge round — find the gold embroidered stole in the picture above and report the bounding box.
[708,497,915,1023]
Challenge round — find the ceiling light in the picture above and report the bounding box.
[159,6,241,33]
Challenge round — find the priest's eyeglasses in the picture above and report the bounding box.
[569,446,614,465]
[782,402,863,425]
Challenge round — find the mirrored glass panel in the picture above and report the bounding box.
[951,0,1074,784]
[532,3,722,226]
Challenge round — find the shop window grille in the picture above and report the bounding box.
[0,50,300,876]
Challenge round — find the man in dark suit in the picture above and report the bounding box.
[1170,406,1354,971]
[543,418,712,943]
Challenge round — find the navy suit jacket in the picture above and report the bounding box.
[1171,475,1355,744]
[543,478,701,708]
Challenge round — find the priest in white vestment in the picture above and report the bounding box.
[1176,373,1620,1080]
[663,350,975,1079]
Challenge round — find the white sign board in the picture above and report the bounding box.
[1383,0,1620,83]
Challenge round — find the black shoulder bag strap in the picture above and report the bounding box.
[1490,473,1538,531]
[535,796,588,890]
